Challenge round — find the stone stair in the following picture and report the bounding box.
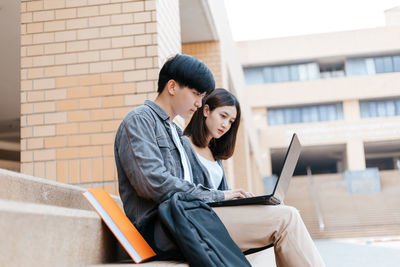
[0,199,114,266]
[0,168,274,266]
[285,170,400,239]
[0,168,118,266]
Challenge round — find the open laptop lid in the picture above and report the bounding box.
[207,133,301,207]
[272,133,301,202]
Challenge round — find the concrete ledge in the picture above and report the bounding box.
[89,261,189,266]
[88,249,275,267]
[0,168,276,266]
[0,168,121,210]
[0,199,116,267]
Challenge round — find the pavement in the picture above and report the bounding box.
[315,236,400,267]
[246,236,400,267]
[90,236,400,266]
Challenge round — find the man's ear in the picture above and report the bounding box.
[166,80,177,96]
[203,104,210,117]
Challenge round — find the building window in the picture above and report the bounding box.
[243,54,400,85]
[267,103,343,125]
[243,62,320,85]
[320,63,345,79]
[346,55,400,77]
[360,98,400,118]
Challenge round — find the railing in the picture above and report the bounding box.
[286,170,400,238]
[307,167,325,231]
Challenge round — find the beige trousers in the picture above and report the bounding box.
[213,205,326,267]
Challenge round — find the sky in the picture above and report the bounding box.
[225,0,400,41]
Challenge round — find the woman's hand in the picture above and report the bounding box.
[223,189,255,200]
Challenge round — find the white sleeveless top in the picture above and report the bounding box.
[197,153,223,189]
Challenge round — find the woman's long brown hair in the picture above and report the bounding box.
[184,88,241,160]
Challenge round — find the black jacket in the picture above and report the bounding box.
[158,192,251,267]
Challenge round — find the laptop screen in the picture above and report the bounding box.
[272,134,301,201]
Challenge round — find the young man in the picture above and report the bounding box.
[114,54,325,266]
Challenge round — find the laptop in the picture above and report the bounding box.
[208,133,301,207]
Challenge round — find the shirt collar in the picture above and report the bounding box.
[144,100,184,136]
[144,100,170,122]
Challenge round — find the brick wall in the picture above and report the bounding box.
[20,0,165,195]
[182,41,223,87]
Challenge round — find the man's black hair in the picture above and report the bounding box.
[157,54,215,94]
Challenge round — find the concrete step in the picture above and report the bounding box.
[0,168,276,266]
[0,198,276,267]
[0,169,124,266]
[0,168,121,210]
[286,171,400,239]
[88,249,276,267]
[89,261,189,266]
[0,199,116,267]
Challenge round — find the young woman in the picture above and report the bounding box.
[184,88,243,190]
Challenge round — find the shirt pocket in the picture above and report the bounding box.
[156,137,170,148]
[156,137,177,175]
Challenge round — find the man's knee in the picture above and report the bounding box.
[276,205,301,227]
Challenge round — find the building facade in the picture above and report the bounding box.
[238,7,400,178]
[235,7,400,238]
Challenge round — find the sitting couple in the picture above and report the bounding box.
[114,54,325,267]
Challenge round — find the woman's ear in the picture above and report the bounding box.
[203,104,210,117]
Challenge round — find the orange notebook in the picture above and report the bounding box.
[83,189,156,263]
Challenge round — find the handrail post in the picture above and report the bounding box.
[307,166,325,231]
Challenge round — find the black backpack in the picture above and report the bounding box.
[158,192,251,267]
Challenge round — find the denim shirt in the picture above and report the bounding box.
[114,100,225,233]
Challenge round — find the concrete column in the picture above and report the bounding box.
[232,122,252,191]
[222,158,235,188]
[156,0,181,65]
[264,151,273,176]
[250,152,264,195]
[343,99,361,122]
[346,140,366,171]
